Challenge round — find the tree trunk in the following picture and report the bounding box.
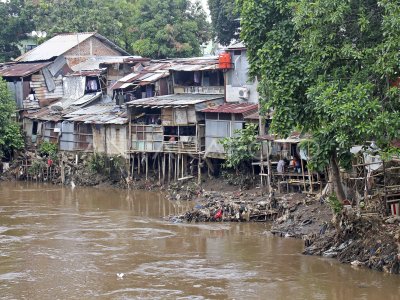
[330,151,346,202]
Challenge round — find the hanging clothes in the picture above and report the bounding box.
[86,79,98,91]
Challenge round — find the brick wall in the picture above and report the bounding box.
[64,37,122,67]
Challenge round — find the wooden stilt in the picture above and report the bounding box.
[145,153,148,180]
[198,155,202,185]
[162,153,166,184]
[301,158,306,192]
[181,154,185,177]
[266,141,272,193]
[168,153,172,182]
[138,153,141,176]
[158,155,161,184]
[131,154,135,178]
[176,154,179,180]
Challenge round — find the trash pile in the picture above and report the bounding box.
[167,191,289,223]
[304,210,400,274]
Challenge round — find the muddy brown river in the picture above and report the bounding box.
[0,182,399,299]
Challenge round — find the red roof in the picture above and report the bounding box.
[0,62,51,77]
[202,103,258,114]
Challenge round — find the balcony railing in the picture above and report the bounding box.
[174,86,224,95]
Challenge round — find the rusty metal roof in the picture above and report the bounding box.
[0,62,51,77]
[202,103,258,114]
[16,32,130,62]
[167,56,219,71]
[64,103,127,124]
[126,94,224,107]
[112,62,171,90]
[25,107,63,122]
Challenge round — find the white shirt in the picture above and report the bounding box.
[277,160,285,173]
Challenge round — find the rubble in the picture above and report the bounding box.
[303,210,400,274]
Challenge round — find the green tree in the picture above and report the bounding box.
[0,0,35,62]
[0,78,24,159]
[208,0,240,45]
[131,0,210,58]
[239,0,400,201]
[219,123,259,170]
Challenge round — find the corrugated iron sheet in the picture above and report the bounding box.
[126,94,224,107]
[16,33,94,62]
[16,33,130,62]
[202,103,258,114]
[0,62,51,77]
[64,103,128,124]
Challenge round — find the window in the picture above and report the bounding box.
[32,121,38,135]
[234,50,242,56]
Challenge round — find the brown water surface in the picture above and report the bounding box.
[0,181,399,300]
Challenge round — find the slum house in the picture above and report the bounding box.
[223,42,259,104]
[23,72,106,148]
[125,56,227,182]
[111,60,173,104]
[15,32,130,68]
[62,103,128,157]
[126,94,224,182]
[0,60,70,112]
[255,132,325,194]
[1,32,130,113]
[71,55,150,97]
[202,103,258,161]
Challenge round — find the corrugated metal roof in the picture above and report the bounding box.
[117,72,140,83]
[169,64,219,71]
[126,94,224,107]
[16,33,130,62]
[25,107,63,122]
[64,103,128,124]
[0,62,51,77]
[202,103,258,114]
[72,92,102,105]
[16,33,94,62]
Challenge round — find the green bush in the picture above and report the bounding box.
[88,153,126,179]
[39,141,58,159]
[326,194,343,214]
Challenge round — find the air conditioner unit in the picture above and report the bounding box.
[238,87,250,100]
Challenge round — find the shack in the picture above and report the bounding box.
[23,73,105,147]
[202,103,258,159]
[126,94,224,181]
[63,104,128,156]
[111,61,172,103]
[0,61,69,111]
[15,32,130,68]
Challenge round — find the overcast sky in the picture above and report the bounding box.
[197,0,211,17]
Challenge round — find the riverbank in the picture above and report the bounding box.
[169,187,400,275]
[2,153,399,275]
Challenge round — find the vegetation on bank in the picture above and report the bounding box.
[238,0,400,202]
[0,79,23,160]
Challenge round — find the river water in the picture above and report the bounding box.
[0,182,399,300]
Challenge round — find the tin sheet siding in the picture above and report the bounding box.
[60,121,74,151]
[204,120,244,155]
[92,125,128,158]
[106,125,127,157]
[7,82,23,109]
[93,126,106,153]
[205,120,229,154]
